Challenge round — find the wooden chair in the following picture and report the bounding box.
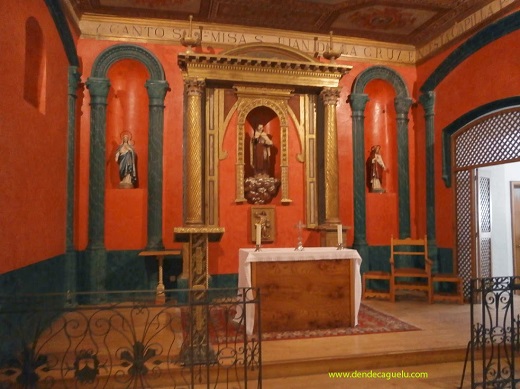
[432,272,464,304]
[362,270,392,300]
[390,235,433,303]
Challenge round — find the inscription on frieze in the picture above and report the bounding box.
[417,0,515,61]
[83,19,416,64]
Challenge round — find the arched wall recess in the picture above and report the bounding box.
[85,43,169,293]
[177,43,352,228]
[348,65,413,262]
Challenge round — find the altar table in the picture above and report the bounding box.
[238,247,362,334]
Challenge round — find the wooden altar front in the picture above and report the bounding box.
[238,247,362,334]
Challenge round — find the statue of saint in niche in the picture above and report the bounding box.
[115,132,137,188]
[366,145,387,193]
[245,124,280,204]
[250,124,273,176]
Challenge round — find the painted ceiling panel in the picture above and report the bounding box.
[65,0,516,47]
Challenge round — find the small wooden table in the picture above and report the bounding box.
[139,250,181,303]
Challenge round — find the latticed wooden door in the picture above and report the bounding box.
[453,108,520,298]
[512,182,520,277]
[476,171,492,279]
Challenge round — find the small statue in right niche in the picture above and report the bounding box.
[366,145,387,193]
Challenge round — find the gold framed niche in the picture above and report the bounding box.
[235,86,292,204]
[251,205,276,243]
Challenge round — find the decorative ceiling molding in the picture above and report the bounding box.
[63,0,518,63]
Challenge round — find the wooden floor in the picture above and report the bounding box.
[258,298,473,388]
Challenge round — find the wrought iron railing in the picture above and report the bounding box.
[0,288,261,388]
[464,277,520,388]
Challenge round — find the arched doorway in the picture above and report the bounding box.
[445,104,520,297]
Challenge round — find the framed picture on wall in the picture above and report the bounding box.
[251,206,276,243]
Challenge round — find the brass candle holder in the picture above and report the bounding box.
[322,31,341,63]
[180,15,202,54]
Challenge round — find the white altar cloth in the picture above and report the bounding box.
[238,247,362,335]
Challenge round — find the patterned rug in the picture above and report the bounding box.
[181,303,419,343]
[260,303,420,341]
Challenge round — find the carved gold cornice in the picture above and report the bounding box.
[177,53,352,88]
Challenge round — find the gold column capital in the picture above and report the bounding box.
[320,87,341,105]
[185,78,205,96]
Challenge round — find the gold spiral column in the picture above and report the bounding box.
[185,78,205,225]
[175,78,224,365]
[321,87,341,224]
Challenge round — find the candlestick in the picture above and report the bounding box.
[295,220,304,251]
[337,224,343,248]
[180,14,202,53]
[323,30,341,62]
[255,223,262,247]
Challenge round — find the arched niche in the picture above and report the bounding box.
[243,107,279,180]
[234,87,291,204]
[105,59,150,190]
[349,65,413,251]
[86,43,169,256]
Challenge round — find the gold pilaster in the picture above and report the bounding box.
[185,79,205,225]
[205,88,223,226]
[304,94,319,227]
[320,87,341,224]
[280,112,291,203]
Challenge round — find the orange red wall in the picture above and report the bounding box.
[416,26,520,248]
[0,1,70,273]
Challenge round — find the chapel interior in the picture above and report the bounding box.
[1,0,520,387]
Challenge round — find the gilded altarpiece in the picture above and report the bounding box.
[179,44,351,232]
